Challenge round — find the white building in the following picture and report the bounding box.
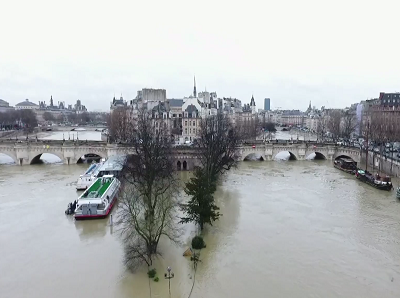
[15,99,39,110]
[0,99,14,113]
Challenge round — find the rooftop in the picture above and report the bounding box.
[16,99,38,107]
[169,99,184,107]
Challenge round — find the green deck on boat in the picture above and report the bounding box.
[84,178,113,198]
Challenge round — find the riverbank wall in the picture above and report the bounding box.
[361,151,400,177]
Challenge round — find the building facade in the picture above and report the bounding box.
[0,99,14,113]
[15,99,39,110]
[264,98,270,111]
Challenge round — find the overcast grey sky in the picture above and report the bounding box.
[1,0,399,112]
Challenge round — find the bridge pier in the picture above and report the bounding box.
[64,157,78,165]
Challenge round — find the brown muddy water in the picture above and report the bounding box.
[0,159,400,298]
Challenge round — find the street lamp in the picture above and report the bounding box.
[164,266,174,297]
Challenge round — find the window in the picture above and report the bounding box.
[185,128,187,134]
[185,121,187,126]
[193,121,195,126]
[193,129,196,134]
[190,128,192,134]
[173,114,177,117]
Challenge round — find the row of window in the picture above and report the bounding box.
[184,121,196,127]
[383,99,400,103]
[155,122,167,128]
[184,128,196,134]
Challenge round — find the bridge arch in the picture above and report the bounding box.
[334,149,360,163]
[240,148,266,161]
[334,154,355,161]
[306,151,327,160]
[273,150,298,161]
[30,152,64,164]
[0,152,17,164]
[243,153,265,161]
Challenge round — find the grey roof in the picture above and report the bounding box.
[0,99,9,106]
[185,104,198,113]
[169,99,183,107]
[152,102,168,113]
[16,99,38,107]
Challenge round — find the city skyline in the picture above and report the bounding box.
[1,0,399,112]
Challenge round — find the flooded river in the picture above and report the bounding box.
[1,159,400,298]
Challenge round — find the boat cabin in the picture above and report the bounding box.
[97,155,126,178]
[335,157,357,170]
[75,175,116,216]
[80,175,114,199]
[375,173,391,183]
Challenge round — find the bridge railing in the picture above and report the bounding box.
[0,139,108,146]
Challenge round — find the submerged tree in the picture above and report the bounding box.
[180,167,220,230]
[197,112,241,181]
[117,109,180,269]
[180,112,241,230]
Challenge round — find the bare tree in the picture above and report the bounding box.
[118,181,179,269]
[77,112,91,124]
[327,110,342,142]
[67,113,77,124]
[341,110,358,142]
[109,107,133,143]
[116,109,180,269]
[180,112,241,230]
[316,116,328,142]
[56,114,64,123]
[197,112,242,181]
[367,111,385,173]
[43,111,55,122]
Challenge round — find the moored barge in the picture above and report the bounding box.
[333,157,357,174]
[355,169,393,191]
[74,175,121,220]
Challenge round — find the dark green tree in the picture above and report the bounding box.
[180,167,220,230]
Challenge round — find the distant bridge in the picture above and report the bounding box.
[0,140,361,169]
[238,143,361,162]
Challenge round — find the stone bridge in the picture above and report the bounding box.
[0,140,201,170]
[238,143,361,162]
[0,140,361,169]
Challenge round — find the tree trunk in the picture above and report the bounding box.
[147,240,158,256]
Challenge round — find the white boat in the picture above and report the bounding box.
[76,160,105,191]
[101,129,109,142]
[74,175,121,220]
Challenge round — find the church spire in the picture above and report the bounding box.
[250,94,255,106]
[193,76,197,98]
